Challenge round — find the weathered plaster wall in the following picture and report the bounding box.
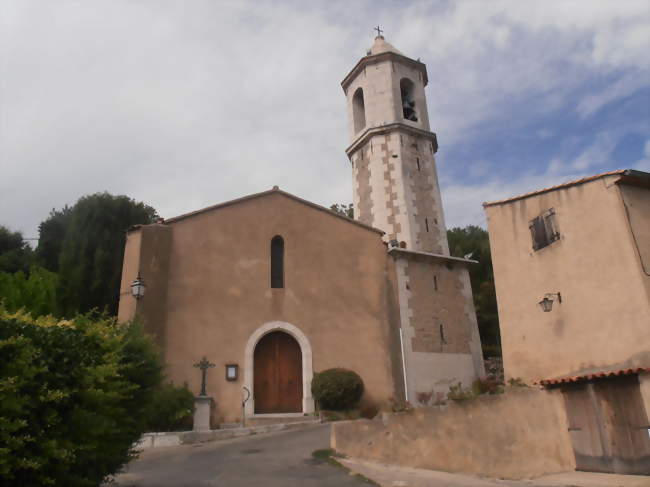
[117,225,172,355]
[331,388,576,479]
[394,253,484,404]
[117,229,142,323]
[618,183,650,304]
[485,176,650,383]
[138,224,172,354]
[131,192,403,423]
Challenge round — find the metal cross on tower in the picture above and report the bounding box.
[193,356,215,396]
[374,25,383,37]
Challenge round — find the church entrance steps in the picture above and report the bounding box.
[136,419,322,450]
[246,414,319,427]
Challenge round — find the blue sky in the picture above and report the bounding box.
[1,0,649,237]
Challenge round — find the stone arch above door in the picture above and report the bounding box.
[244,321,314,416]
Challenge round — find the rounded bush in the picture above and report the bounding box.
[311,368,364,410]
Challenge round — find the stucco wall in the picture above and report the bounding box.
[117,229,142,323]
[619,183,650,304]
[485,176,650,383]
[127,192,404,423]
[331,388,576,479]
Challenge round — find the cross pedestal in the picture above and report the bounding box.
[193,396,212,432]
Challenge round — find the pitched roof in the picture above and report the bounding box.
[483,169,628,208]
[150,187,384,235]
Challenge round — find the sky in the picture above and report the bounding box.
[1,0,649,240]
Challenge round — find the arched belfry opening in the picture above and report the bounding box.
[253,331,303,413]
[270,235,284,288]
[352,87,366,133]
[400,78,418,122]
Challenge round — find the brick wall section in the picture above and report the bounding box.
[406,257,471,353]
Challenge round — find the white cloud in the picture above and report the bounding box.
[0,0,648,236]
[633,140,650,172]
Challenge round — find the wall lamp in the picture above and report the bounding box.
[539,292,561,312]
[131,273,146,299]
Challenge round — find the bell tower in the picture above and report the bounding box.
[342,34,449,255]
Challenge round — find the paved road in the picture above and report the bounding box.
[109,424,372,487]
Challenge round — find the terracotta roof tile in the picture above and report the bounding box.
[537,367,650,386]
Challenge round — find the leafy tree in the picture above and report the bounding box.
[0,266,58,318]
[36,206,72,273]
[330,203,354,219]
[0,307,164,486]
[447,225,501,357]
[0,226,33,274]
[52,193,158,317]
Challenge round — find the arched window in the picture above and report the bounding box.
[352,87,366,133]
[400,78,418,122]
[271,236,284,288]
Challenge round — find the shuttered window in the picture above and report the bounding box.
[529,209,560,251]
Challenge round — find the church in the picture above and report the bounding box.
[117,35,484,424]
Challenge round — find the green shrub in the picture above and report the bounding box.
[0,306,163,487]
[311,368,364,411]
[447,378,504,402]
[143,382,194,432]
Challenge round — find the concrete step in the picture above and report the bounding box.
[246,414,319,427]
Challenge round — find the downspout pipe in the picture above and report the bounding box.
[399,328,409,402]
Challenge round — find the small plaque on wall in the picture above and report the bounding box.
[225,364,238,381]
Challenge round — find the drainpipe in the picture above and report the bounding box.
[399,328,409,402]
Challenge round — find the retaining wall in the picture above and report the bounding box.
[331,387,576,479]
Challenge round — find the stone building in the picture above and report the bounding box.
[118,35,484,424]
[484,169,650,474]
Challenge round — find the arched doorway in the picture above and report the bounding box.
[254,331,302,413]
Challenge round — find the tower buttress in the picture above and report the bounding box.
[342,35,449,255]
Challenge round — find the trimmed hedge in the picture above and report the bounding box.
[0,307,164,486]
[311,368,364,411]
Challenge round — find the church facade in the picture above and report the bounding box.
[118,35,484,424]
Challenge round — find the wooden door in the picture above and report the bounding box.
[253,331,302,414]
[562,375,650,474]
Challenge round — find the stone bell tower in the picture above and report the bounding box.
[342,34,449,255]
[342,34,485,405]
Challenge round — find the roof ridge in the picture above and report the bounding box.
[152,187,385,235]
[483,169,628,207]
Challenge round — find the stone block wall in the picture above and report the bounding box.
[393,252,485,405]
[351,129,448,254]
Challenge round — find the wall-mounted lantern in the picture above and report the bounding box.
[131,273,146,299]
[539,292,562,312]
[225,364,239,381]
